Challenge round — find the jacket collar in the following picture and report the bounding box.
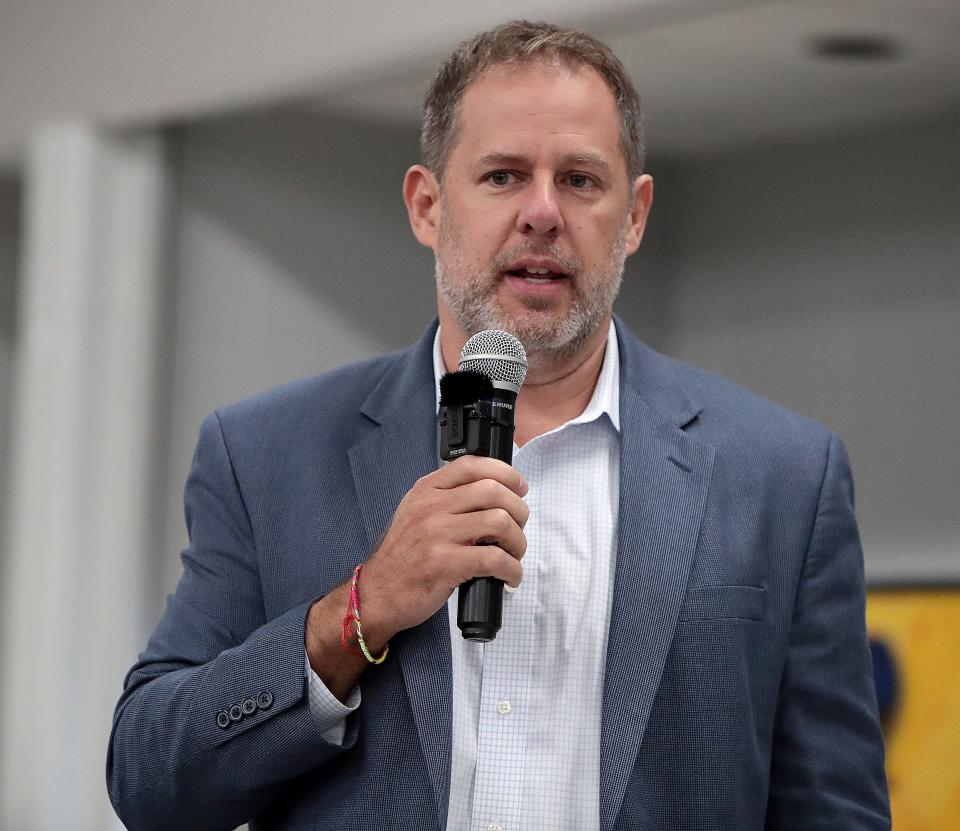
[358,320,438,427]
[357,316,704,429]
[613,315,702,429]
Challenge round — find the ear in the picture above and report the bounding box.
[403,164,441,250]
[623,174,654,256]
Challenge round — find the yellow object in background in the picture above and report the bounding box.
[867,588,960,830]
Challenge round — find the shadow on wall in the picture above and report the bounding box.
[0,176,18,344]
[0,176,21,580]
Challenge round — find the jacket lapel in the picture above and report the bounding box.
[600,321,715,831]
[347,324,453,828]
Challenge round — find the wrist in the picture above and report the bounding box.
[345,564,390,664]
[304,590,367,702]
[349,557,399,647]
[303,575,394,677]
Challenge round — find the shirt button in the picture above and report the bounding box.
[488,824,504,831]
[496,700,512,716]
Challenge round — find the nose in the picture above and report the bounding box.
[516,178,564,236]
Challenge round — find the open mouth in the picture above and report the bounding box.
[506,266,569,285]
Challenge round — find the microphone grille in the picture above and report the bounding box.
[458,330,528,391]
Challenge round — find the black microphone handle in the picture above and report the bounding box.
[457,385,517,642]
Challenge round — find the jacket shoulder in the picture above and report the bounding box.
[680,358,832,445]
[674,357,842,499]
[211,347,410,445]
[618,323,837,468]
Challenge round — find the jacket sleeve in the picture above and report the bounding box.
[107,412,357,831]
[765,433,891,829]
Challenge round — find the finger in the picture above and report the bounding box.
[456,544,524,588]
[432,455,528,496]
[447,479,530,528]
[456,509,527,560]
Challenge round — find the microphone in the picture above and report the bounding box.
[439,330,528,642]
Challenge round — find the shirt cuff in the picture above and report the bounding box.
[304,649,361,744]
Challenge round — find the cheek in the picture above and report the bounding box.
[568,203,619,243]
[576,225,614,260]
[468,226,510,267]
[444,203,506,251]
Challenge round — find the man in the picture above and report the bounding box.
[108,21,890,831]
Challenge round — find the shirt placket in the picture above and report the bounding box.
[468,444,540,831]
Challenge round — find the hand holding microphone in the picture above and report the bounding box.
[355,331,528,647]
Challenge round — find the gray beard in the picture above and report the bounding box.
[435,229,627,371]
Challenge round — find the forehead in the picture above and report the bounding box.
[451,61,625,172]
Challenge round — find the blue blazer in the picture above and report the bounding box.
[108,319,890,830]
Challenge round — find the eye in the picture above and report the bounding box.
[566,173,596,190]
[485,170,517,187]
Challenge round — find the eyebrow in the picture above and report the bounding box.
[476,152,614,176]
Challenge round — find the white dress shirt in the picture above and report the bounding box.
[308,323,621,831]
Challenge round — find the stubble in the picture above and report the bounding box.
[435,215,628,372]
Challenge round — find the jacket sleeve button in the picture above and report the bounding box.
[241,697,257,715]
[228,704,243,722]
[216,710,231,729]
[256,691,273,710]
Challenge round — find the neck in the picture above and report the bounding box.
[440,316,611,447]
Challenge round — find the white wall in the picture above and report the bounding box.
[653,111,960,580]
[0,125,171,831]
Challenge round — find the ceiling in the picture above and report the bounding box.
[311,0,960,159]
[1,0,958,168]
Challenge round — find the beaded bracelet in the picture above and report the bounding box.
[342,564,388,665]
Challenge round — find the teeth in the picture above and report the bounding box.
[523,277,552,284]
[523,266,550,275]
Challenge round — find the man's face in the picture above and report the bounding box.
[416,60,652,369]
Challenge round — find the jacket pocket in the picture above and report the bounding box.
[678,584,766,622]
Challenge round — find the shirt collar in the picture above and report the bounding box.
[432,321,620,433]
